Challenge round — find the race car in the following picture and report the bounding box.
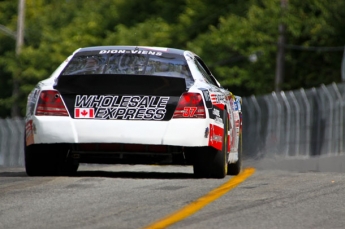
[25,46,242,178]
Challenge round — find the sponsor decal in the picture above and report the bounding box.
[233,101,237,111]
[208,87,220,92]
[210,93,225,104]
[234,112,240,121]
[208,124,223,151]
[234,96,242,111]
[74,95,169,120]
[235,120,240,129]
[215,116,223,124]
[211,134,222,142]
[212,108,220,117]
[75,108,95,119]
[99,50,162,56]
[210,93,225,110]
[235,111,241,134]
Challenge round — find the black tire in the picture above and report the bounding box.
[25,144,59,176]
[25,142,78,176]
[193,110,228,178]
[227,132,242,175]
[193,147,214,178]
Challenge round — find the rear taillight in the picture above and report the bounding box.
[35,90,69,116]
[173,92,206,118]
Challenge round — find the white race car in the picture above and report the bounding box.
[25,46,242,178]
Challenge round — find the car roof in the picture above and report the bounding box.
[76,46,187,55]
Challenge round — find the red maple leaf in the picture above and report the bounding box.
[81,110,88,116]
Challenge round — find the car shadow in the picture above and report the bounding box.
[0,171,28,177]
[73,170,194,179]
[0,168,195,179]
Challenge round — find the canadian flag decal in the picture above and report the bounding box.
[75,108,95,118]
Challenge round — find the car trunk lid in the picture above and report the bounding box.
[54,74,186,120]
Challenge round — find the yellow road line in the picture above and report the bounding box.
[143,167,256,229]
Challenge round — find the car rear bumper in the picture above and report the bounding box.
[28,116,210,147]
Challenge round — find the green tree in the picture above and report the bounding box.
[188,0,345,95]
[0,1,18,117]
[187,0,280,95]
[283,0,345,90]
[0,0,344,117]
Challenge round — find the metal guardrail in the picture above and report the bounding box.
[0,118,25,166]
[243,82,345,159]
[1,82,345,167]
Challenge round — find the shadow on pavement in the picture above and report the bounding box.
[0,167,195,179]
[74,170,194,179]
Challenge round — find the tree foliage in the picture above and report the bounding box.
[0,0,344,117]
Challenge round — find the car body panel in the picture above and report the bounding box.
[30,116,210,146]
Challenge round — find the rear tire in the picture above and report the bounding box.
[227,133,242,175]
[25,142,79,176]
[25,144,59,176]
[193,110,228,178]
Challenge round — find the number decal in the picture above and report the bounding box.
[183,107,197,117]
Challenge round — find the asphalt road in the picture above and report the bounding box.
[1,163,345,229]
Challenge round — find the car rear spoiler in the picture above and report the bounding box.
[54,74,187,96]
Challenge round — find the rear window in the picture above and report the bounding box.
[61,50,194,86]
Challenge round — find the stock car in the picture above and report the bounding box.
[25,46,242,178]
